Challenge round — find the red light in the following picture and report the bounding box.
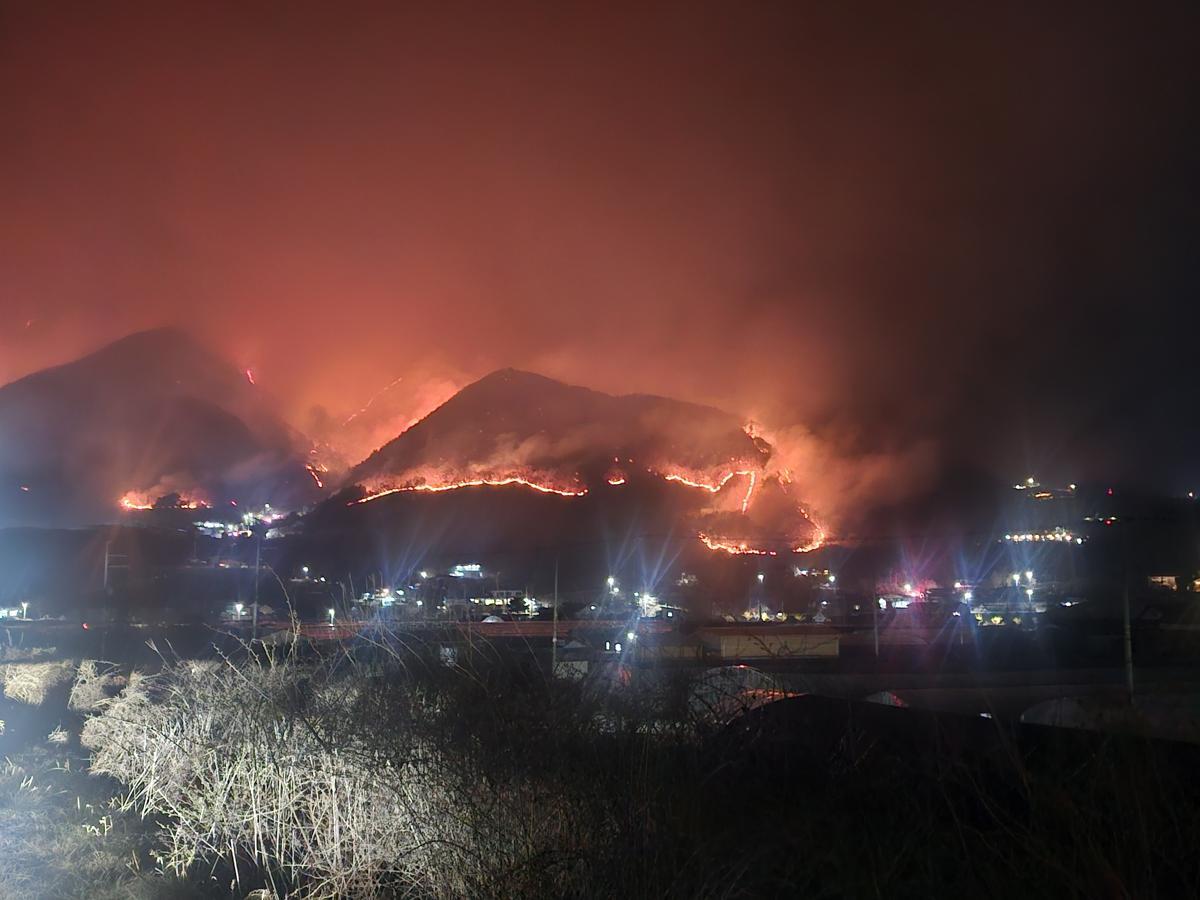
[82,622,89,629]
[1107,487,1114,496]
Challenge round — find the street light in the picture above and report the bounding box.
[607,576,615,587]
[234,602,244,619]
[757,573,765,584]
[327,607,335,626]
[302,566,310,576]
[20,601,28,620]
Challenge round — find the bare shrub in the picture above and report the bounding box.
[68,659,121,712]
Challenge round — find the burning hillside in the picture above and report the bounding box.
[341,369,823,555]
[0,328,320,526]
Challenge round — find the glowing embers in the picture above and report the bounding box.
[305,462,328,489]
[352,472,588,505]
[605,459,629,486]
[740,470,757,514]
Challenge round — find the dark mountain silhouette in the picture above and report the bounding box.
[0,328,318,526]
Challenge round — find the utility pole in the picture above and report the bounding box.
[551,557,559,675]
[103,541,128,592]
[1122,531,1135,701]
[252,531,261,641]
[872,597,880,660]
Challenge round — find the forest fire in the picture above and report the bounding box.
[347,457,826,556]
[118,492,154,511]
[792,526,826,553]
[698,533,778,556]
[119,490,210,511]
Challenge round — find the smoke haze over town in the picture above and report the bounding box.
[3,1,1199,502]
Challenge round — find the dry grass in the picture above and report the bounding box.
[72,638,1200,899]
[1,659,76,706]
[46,724,69,744]
[82,650,474,898]
[0,646,57,662]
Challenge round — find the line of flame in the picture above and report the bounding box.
[697,533,778,556]
[353,476,588,504]
[659,468,757,493]
[792,531,826,553]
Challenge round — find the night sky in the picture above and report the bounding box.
[3,2,1198,496]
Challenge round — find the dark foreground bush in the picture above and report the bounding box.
[76,638,1200,898]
